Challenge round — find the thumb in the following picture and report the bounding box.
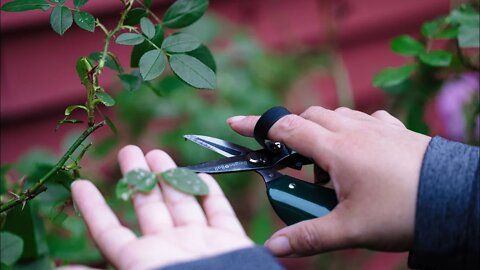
[265,210,355,256]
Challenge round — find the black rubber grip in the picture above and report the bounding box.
[254,106,291,149]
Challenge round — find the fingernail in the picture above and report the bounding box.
[265,236,292,256]
[227,116,246,124]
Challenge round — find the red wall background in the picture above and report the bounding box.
[1,0,449,164]
[0,1,451,269]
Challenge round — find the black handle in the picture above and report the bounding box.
[266,175,338,225]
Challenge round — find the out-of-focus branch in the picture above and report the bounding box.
[0,122,105,213]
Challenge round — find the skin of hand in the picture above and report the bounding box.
[71,146,253,270]
[227,106,431,257]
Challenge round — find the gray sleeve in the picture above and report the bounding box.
[408,136,480,269]
[158,246,284,270]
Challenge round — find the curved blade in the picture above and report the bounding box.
[183,135,252,157]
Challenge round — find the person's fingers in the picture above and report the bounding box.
[227,116,257,137]
[334,107,371,121]
[198,173,246,234]
[118,145,174,235]
[299,106,350,131]
[145,150,207,226]
[371,110,406,128]
[265,208,355,256]
[71,180,136,265]
[228,114,333,166]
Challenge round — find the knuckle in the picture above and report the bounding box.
[301,106,321,119]
[371,110,389,117]
[272,114,303,137]
[334,107,351,113]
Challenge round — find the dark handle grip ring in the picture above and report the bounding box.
[254,106,291,151]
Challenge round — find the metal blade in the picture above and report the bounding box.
[183,135,253,158]
[185,155,269,174]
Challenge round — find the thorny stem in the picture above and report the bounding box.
[0,122,105,213]
[1,1,141,213]
[87,0,134,126]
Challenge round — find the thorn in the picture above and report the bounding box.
[19,175,27,189]
[22,200,27,211]
[8,191,20,199]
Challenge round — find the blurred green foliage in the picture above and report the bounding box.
[0,13,334,268]
[373,3,479,137]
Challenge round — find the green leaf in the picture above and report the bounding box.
[419,50,452,67]
[1,0,49,12]
[3,204,48,261]
[116,33,145,45]
[390,35,425,56]
[124,8,147,26]
[169,54,216,89]
[116,179,132,201]
[140,17,155,39]
[153,74,186,97]
[50,0,67,5]
[381,78,412,95]
[48,201,68,225]
[119,73,142,91]
[139,50,167,81]
[75,57,93,85]
[373,64,416,88]
[104,115,118,135]
[92,136,118,158]
[74,11,95,32]
[161,33,201,53]
[117,169,158,200]
[0,165,11,195]
[96,91,115,106]
[458,25,480,48]
[186,45,216,72]
[126,169,157,192]
[50,6,73,35]
[73,0,89,8]
[130,25,164,68]
[406,101,429,134]
[421,17,459,39]
[144,0,152,8]
[450,9,480,27]
[64,105,87,116]
[161,168,208,195]
[163,0,208,28]
[15,150,56,176]
[89,52,123,73]
[0,232,23,266]
[12,254,52,270]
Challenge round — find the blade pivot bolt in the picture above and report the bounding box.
[247,152,266,164]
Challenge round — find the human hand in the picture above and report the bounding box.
[71,146,253,270]
[227,107,431,256]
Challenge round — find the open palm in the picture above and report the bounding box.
[71,146,253,270]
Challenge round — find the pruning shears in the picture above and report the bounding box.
[184,107,338,225]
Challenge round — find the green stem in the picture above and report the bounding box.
[88,0,134,126]
[0,122,105,213]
